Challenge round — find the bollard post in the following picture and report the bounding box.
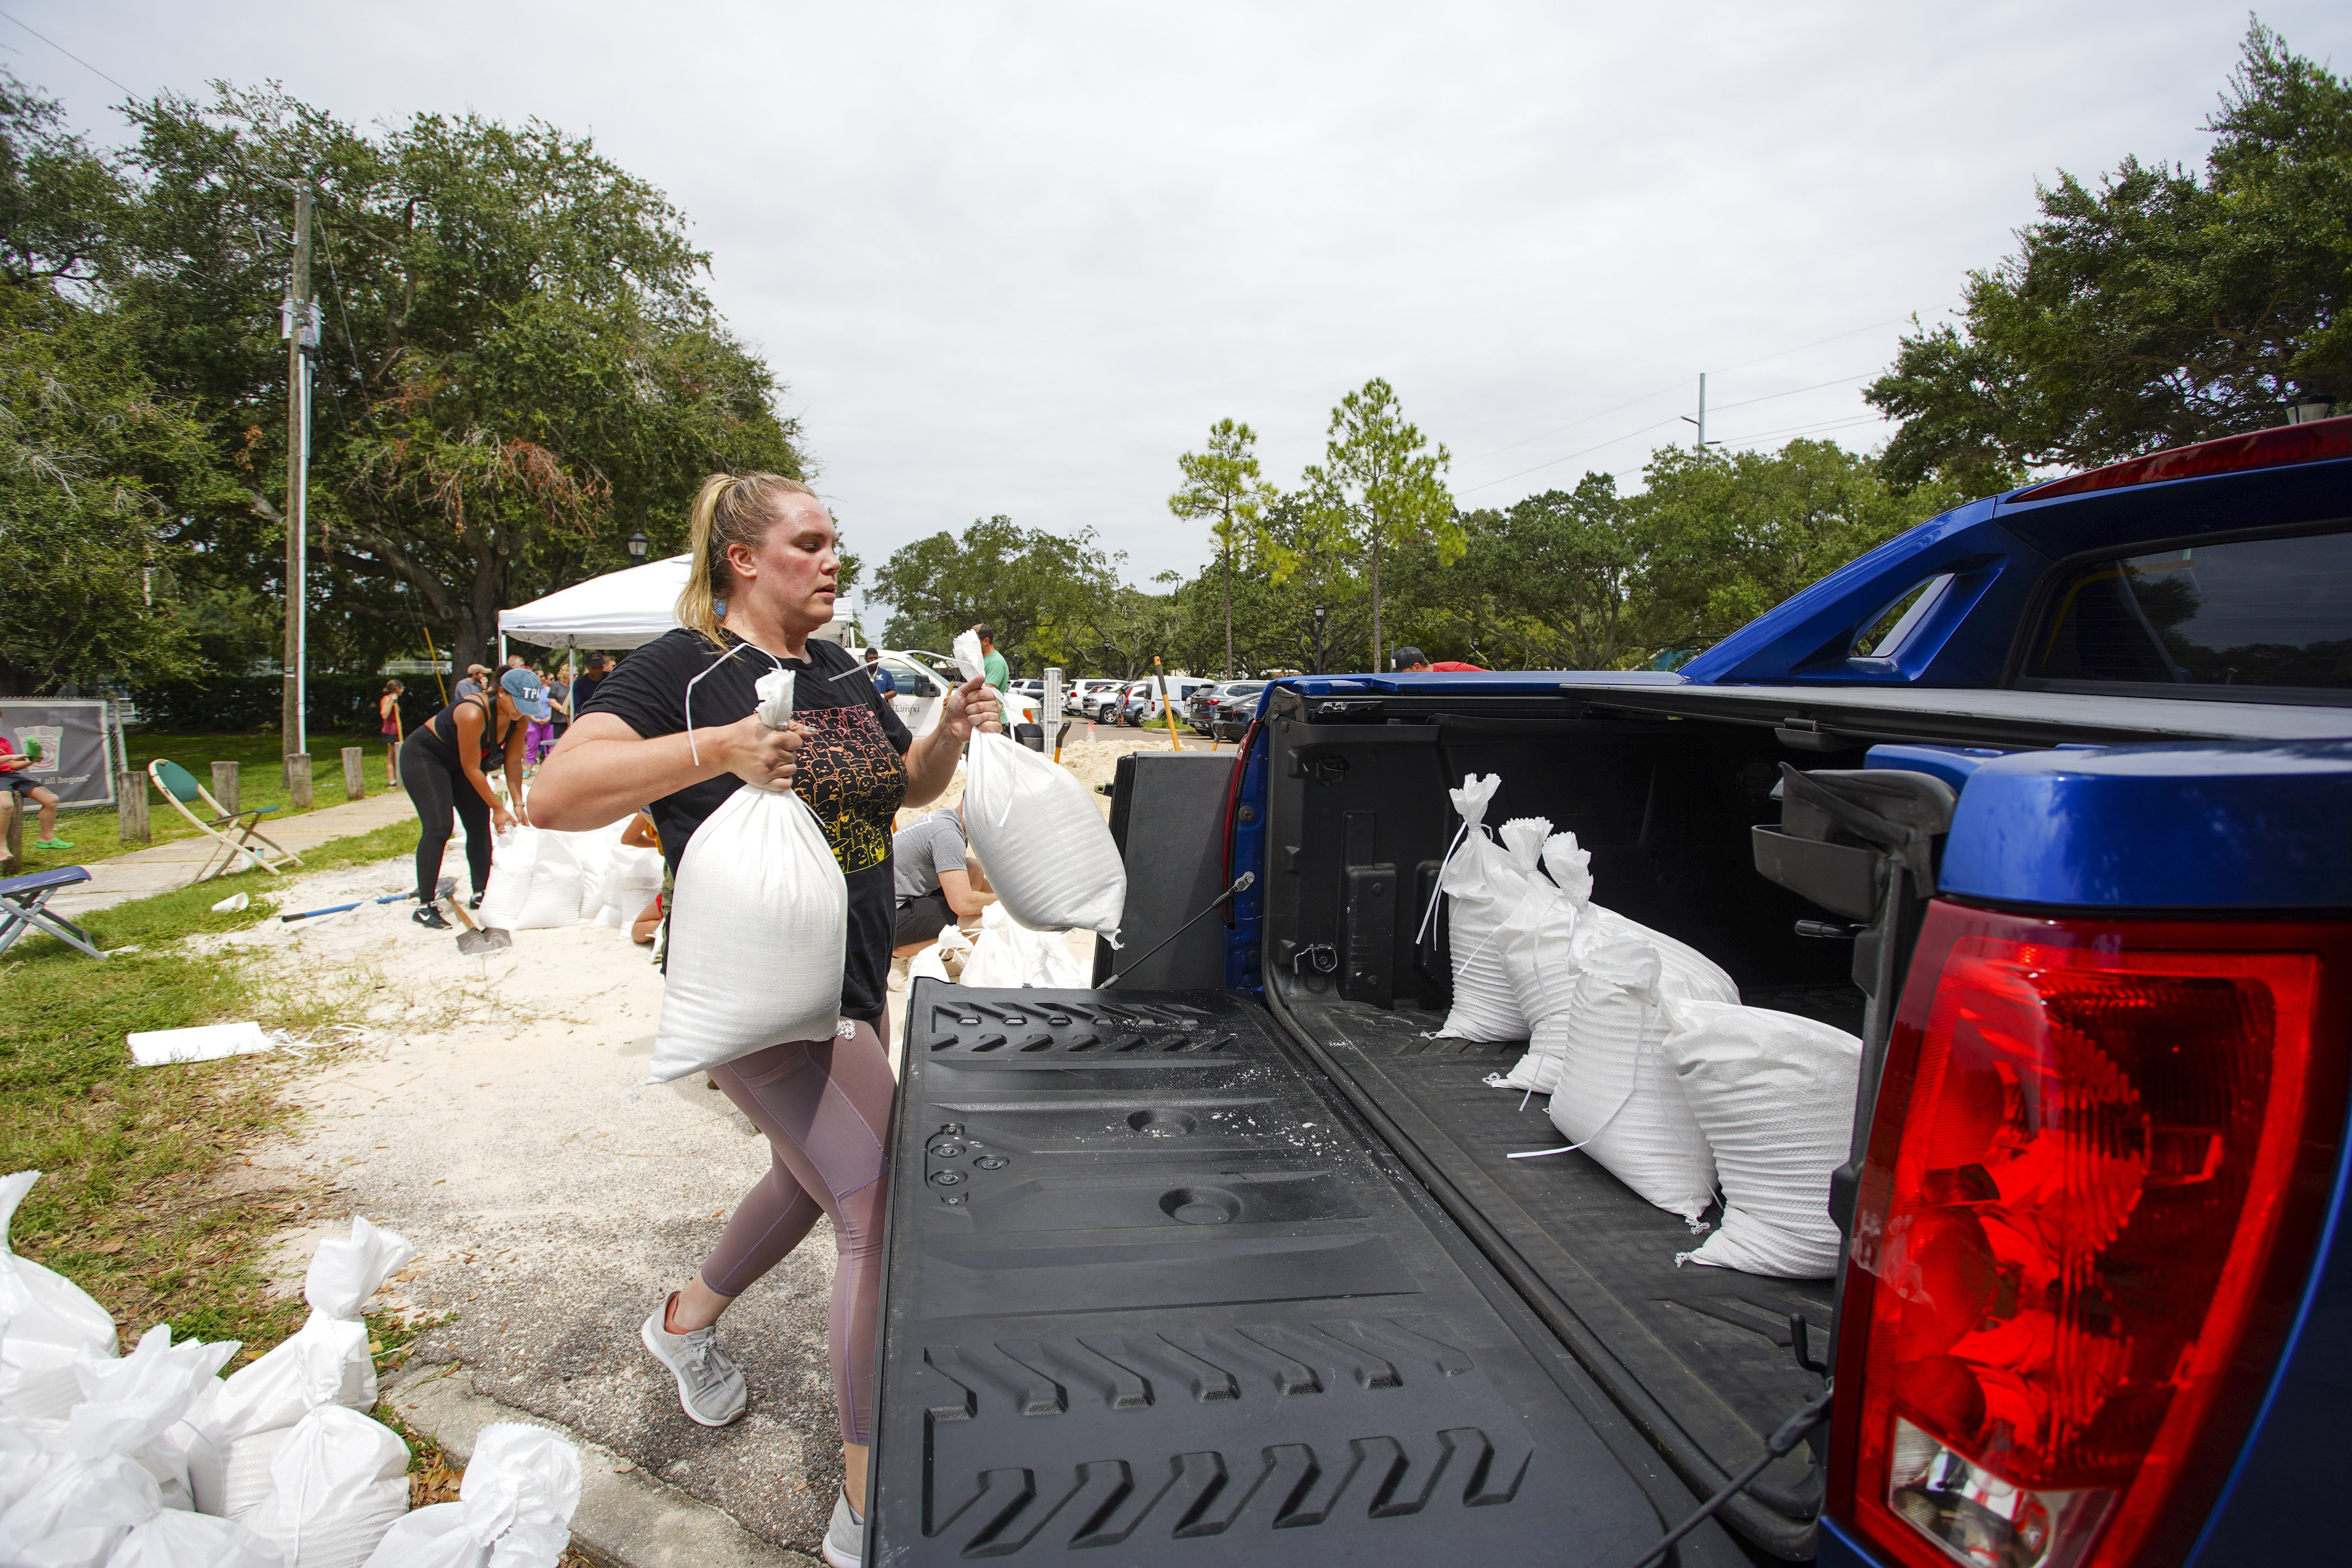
[211,761,240,813]
[116,769,150,845]
[285,753,314,812]
[340,746,367,801]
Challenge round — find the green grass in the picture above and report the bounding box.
[1,820,422,1361]
[8,730,402,875]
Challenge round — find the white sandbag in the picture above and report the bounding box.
[1531,936,1728,1227]
[238,1406,407,1568]
[1,1325,230,1568]
[475,828,583,932]
[906,924,972,986]
[360,1423,579,1568]
[0,1171,120,1423]
[1422,777,1534,1042]
[953,630,1124,940]
[598,845,664,935]
[105,1506,283,1568]
[1664,1001,1861,1278]
[649,670,848,1084]
[73,1325,240,1514]
[1491,828,1584,1091]
[959,904,1085,989]
[194,1218,416,1515]
[0,1449,158,1568]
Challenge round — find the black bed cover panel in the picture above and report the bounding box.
[869,984,1747,1568]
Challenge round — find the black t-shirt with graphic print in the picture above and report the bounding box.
[581,627,913,1023]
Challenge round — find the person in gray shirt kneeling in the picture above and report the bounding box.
[892,804,994,954]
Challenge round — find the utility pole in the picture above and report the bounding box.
[1681,372,1710,451]
[280,189,314,773]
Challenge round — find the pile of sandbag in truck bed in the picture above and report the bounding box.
[1427,773,1863,1279]
[0,1171,579,1568]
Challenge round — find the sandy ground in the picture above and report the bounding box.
[219,732,1189,1551]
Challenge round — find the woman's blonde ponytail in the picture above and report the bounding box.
[675,471,821,648]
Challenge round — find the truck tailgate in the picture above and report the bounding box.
[869,982,1746,1567]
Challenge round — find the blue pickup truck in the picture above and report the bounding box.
[868,417,2351,1568]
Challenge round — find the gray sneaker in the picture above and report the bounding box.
[639,1299,748,1426]
[823,1488,863,1568]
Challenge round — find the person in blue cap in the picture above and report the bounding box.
[501,657,554,768]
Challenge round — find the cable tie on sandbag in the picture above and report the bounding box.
[1508,998,1661,1160]
[682,640,785,765]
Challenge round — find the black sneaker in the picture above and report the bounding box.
[468,893,485,911]
[413,904,451,930]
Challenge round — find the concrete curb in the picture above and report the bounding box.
[385,1361,814,1568]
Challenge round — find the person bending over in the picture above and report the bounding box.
[399,680,525,926]
[529,470,999,1568]
[890,802,993,955]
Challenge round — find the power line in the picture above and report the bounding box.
[1456,316,1908,468]
[1458,416,1686,494]
[0,9,134,96]
[1704,371,1873,415]
[1718,412,1887,449]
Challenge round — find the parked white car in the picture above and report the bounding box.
[870,650,1038,738]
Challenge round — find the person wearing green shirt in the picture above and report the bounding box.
[974,623,1010,693]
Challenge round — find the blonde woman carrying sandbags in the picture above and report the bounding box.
[530,472,1000,1568]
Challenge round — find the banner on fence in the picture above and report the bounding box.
[1,700,116,808]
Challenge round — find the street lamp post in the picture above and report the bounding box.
[626,532,650,564]
[1312,603,1327,676]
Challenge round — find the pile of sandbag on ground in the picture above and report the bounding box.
[1450,771,1863,1276]
[0,1172,581,1567]
[958,903,1087,988]
[952,630,1125,944]
[478,816,658,938]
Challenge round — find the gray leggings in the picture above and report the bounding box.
[700,1018,894,1445]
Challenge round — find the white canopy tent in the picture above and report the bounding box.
[497,554,860,654]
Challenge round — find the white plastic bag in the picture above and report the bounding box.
[0,1170,120,1422]
[238,1406,408,1568]
[195,1219,415,1517]
[1530,937,1722,1226]
[476,828,582,932]
[953,630,1124,940]
[649,670,848,1084]
[1665,1000,1862,1277]
[1423,777,1537,1042]
[959,904,1086,989]
[360,1423,580,1568]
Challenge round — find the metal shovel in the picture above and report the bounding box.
[443,896,512,955]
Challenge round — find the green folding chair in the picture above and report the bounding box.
[147,759,304,881]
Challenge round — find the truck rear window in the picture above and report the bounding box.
[2023,528,2352,694]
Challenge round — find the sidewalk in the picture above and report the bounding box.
[45,791,421,919]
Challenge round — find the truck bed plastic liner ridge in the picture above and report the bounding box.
[868,982,1747,1566]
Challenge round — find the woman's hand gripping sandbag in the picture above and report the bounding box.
[951,629,1125,942]
[648,669,848,1083]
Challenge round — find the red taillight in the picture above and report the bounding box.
[1831,902,2347,1568]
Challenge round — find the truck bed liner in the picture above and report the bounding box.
[868,983,1753,1568]
[1269,983,1857,1558]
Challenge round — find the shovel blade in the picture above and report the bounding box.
[456,928,499,955]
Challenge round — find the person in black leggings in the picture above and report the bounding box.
[400,685,526,927]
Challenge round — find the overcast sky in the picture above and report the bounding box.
[12,1,2348,597]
